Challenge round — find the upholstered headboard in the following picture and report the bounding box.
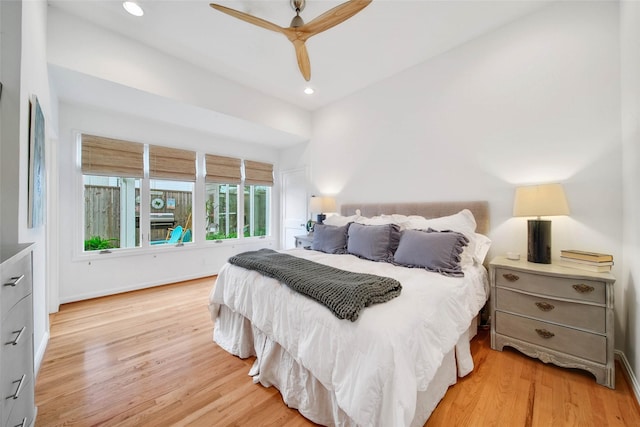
[340,201,490,235]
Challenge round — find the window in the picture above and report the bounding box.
[80,134,274,252]
[243,160,273,238]
[205,154,241,240]
[148,145,195,245]
[81,135,143,251]
[244,185,270,237]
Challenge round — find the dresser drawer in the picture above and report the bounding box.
[495,288,606,334]
[1,252,32,317]
[1,296,34,427]
[5,376,35,427]
[495,311,606,364]
[495,268,605,304]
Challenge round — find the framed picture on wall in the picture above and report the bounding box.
[28,94,46,228]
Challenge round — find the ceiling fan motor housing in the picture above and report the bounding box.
[291,0,306,12]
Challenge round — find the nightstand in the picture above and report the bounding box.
[489,256,615,388]
[294,234,313,249]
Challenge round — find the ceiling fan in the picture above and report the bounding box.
[209,0,372,81]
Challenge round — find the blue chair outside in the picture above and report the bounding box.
[151,225,183,245]
[181,229,192,243]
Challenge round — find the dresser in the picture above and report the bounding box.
[489,256,615,388]
[1,244,36,427]
[294,234,313,249]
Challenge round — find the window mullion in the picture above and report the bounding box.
[140,145,151,246]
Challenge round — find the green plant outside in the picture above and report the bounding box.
[205,228,266,241]
[84,236,119,251]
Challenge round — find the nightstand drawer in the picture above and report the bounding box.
[295,235,313,249]
[496,288,606,333]
[495,268,605,304]
[495,311,606,364]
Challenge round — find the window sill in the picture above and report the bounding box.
[73,237,275,262]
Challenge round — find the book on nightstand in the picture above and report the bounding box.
[560,249,613,263]
[559,250,614,272]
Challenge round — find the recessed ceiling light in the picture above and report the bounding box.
[123,1,144,17]
[304,87,315,95]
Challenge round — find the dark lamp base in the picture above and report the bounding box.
[527,219,551,264]
[316,214,326,224]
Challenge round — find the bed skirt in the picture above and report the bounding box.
[213,305,478,426]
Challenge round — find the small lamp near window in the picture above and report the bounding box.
[513,183,570,264]
[309,196,337,225]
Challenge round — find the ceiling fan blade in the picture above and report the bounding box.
[210,3,285,34]
[297,0,371,40]
[293,40,311,81]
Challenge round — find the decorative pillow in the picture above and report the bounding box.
[323,214,360,227]
[347,223,401,262]
[311,223,350,254]
[393,228,469,277]
[403,209,478,266]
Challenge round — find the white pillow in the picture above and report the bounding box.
[323,214,360,227]
[356,214,409,229]
[474,233,492,264]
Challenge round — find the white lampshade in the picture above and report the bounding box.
[309,196,336,214]
[513,183,570,218]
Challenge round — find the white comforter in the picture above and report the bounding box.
[209,248,488,426]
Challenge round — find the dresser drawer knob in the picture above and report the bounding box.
[6,326,26,346]
[502,273,519,282]
[572,284,595,294]
[535,329,555,339]
[3,275,24,287]
[7,374,26,400]
[535,302,555,312]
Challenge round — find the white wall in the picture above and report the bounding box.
[285,1,624,345]
[0,0,54,372]
[621,0,640,394]
[56,102,280,302]
[47,7,311,141]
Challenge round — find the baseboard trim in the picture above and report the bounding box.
[34,330,50,376]
[615,350,640,405]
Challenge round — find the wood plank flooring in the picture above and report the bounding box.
[35,277,640,426]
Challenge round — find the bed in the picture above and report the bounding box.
[209,201,490,426]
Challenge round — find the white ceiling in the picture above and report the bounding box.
[48,0,553,112]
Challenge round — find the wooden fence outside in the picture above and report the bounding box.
[85,186,192,246]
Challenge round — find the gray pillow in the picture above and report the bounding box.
[347,223,401,262]
[393,228,469,277]
[311,223,350,254]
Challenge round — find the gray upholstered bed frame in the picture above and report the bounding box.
[340,201,490,235]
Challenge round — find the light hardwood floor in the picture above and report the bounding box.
[35,277,640,426]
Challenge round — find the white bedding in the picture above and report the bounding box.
[209,248,489,426]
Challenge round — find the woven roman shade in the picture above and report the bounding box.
[205,154,242,184]
[149,145,196,181]
[244,160,273,186]
[81,134,144,178]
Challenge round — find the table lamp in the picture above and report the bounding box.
[513,183,570,264]
[309,196,337,225]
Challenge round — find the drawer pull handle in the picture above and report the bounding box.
[3,275,24,287]
[14,418,27,427]
[573,284,595,294]
[502,273,519,282]
[535,302,555,312]
[7,374,26,400]
[535,329,555,339]
[6,326,26,346]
